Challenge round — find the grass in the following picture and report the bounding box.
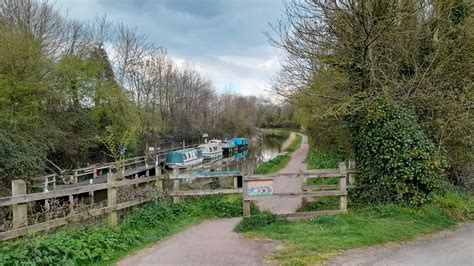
[254,155,291,174]
[238,198,473,265]
[285,134,302,153]
[0,195,257,266]
[306,176,339,185]
[307,149,346,169]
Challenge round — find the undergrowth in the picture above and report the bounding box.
[306,149,346,169]
[0,195,252,265]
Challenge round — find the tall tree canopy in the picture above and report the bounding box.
[270,0,473,197]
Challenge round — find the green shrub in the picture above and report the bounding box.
[349,98,445,205]
[234,212,281,232]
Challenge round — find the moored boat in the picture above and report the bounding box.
[232,137,249,149]
[165,148,203,168]
[198,142,223,159]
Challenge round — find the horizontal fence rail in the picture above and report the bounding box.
[242,161,353,220]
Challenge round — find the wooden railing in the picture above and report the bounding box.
[0,175,163,241]
[1,160,356,241]
[243,162,354,219]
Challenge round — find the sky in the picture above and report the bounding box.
[57,0,285,96]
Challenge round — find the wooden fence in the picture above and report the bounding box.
[1,160,356,241]
[0,175,163,241]
[243,162,355,219]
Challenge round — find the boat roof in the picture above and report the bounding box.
[169,148,198,153]
[199,142,219,147]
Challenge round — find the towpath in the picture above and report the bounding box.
[118,133,308,265]
[255,133,308,214]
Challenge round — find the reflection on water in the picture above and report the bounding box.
[191,133,287,175]
[217,133,287,175]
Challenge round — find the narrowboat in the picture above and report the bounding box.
[232,137,249,149]
[165,148,203,168]
[198,142,223,159]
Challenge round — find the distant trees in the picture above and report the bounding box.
[0,0,271,190]
[270,0,473,196]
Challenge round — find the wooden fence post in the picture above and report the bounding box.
[107,173,117,225]
[69,195,74,215]
[233,176,238,188]
[155,154,161,177]
[348,159,355,185]
[338,162,348,213]
[242,179,251,217]
[12,180,27,229]
[172,168,180,203]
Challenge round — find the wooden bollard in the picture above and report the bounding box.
[107,173,117,225]
[338,162,348,213]
[12,180,27,229]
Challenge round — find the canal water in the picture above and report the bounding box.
[207,132,287,176]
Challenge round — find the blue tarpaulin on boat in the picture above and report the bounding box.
[232,137,242,146]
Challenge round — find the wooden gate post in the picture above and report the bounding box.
[107,173,117,225]
[12,180,27,229]
[242,179,251,217]
[338,162,348,213]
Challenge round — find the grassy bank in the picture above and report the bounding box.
[254,131,302,174]
[254,155,291,174]
[285,134,302,153]
[237,193,473,265]
[0,195,254,265]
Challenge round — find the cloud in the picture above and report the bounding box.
[57,0,284,97]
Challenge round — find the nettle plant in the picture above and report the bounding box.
[349,98,446,205]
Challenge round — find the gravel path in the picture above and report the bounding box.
[326,222,474,266]
[255,133,308,214]
[118,218,278,266]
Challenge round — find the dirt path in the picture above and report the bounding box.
[255,133,308,214]
[281,132,296,151]
[326,222,474,266]
[118,218,278,266]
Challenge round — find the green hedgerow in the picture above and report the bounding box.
[348,97,446,205]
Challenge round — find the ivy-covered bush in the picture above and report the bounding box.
[349,98,445,205]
